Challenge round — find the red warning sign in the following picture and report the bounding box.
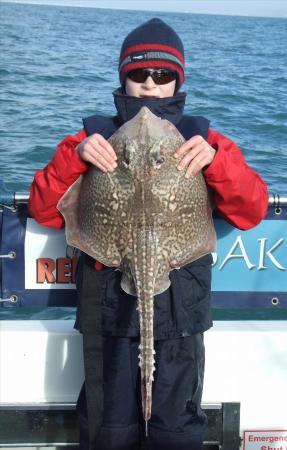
[243,430,287,450]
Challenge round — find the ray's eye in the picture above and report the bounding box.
[122,146,130,167]
[155,156,165,166]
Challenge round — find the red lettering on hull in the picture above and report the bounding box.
[36,257,78,284]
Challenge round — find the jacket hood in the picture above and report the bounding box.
[113,88,186,126]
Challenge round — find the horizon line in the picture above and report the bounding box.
[2,0,287,20]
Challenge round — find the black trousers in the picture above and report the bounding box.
[77,333,207,450]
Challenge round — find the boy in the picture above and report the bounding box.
[29,18,268,450]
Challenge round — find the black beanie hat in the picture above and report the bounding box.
[119,18,185,88]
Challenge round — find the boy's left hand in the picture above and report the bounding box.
[174,135,216,178]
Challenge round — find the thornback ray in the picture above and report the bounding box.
[57,106,216,432]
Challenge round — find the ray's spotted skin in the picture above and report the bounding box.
[57,106,216,430]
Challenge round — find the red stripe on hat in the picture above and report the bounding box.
[121,60,184,84]
[120,43,184,65]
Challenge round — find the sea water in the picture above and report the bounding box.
[1,2,287,193]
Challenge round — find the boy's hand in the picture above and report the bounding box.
[76,134,117,172]
[174,135,215,178]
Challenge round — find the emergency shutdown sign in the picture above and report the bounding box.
[243,430,287,450]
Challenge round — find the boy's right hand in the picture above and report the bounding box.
[76,134,118,172]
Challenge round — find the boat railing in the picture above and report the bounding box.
[0,401,240,450]
[2,192,287,207]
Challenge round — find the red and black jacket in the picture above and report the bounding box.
[28,90,268,335]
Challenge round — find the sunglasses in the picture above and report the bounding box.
[127,68,177,85]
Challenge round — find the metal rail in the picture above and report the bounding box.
[0,402,240,450]
[1,192,287,207]
[269,194,287,206]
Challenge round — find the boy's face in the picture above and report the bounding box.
[125,71,176,98]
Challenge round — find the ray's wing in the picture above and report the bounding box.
[57,167,133,268]
[148,134,216,295]
[162,171,215,269]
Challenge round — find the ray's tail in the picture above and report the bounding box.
[132,226,157,435]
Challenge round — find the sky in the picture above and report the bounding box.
[2,0,287,18]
